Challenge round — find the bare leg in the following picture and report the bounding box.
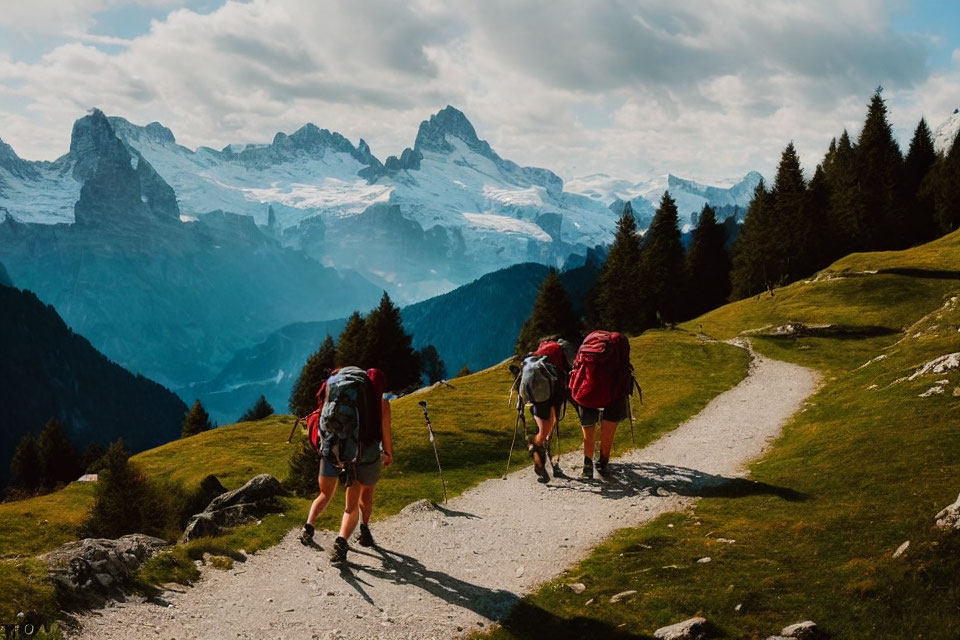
[306,475,338,526]
[598,419,619,459]
[339,482,363,540]
[581,424,597,459]
[532,407,556,447]
[359,483,376,525]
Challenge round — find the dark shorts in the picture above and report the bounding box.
[530,400,559,420]
[573,395,629,426]
[320,455,383,486]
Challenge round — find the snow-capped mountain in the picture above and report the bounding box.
[99,106,615,302]
[0,110,381,388]
[933,108,960,155]
[565,170,763,230]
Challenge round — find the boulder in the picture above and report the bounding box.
[40,534,167,607]
[179,474,284,543]
[654,616,710,640]
[781,621,821,639]
[935,493,960,532]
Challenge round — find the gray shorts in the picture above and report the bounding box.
[320,456,383,486]
[573,395,629,426]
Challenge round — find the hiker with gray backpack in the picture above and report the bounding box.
[509,338,576,483]
[568,330,642,479]
[298,367,394,564]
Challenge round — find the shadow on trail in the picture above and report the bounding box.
[345,545,518,620]
[337,546,651,639]
[432,504,481,519]
[546,461,807,503]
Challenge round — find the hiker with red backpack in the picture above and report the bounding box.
[298,367,394,564]
[511,338,576,483]
[568,330,641,479]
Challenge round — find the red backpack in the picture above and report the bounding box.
[568,330,638,409]
[534,340,568,372]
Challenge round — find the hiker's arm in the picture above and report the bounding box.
[381,398,394,467]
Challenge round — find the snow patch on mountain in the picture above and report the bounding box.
[933,108,960,155]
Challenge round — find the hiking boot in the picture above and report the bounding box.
[298,523,314,546]
[527,438,549,483]
[596,455,609,475]
[580,457,594,479]
[330,535,348,564]
[358,523,375,547]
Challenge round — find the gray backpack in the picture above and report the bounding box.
[518,355,559,405]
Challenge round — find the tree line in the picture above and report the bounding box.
[517,88,960,344]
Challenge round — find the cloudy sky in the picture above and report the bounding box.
[1,0,958,184]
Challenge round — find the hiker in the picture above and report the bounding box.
[299,367,394,564]
[568,330,639,478]
[515,338,575,483]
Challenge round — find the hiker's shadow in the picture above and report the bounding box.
[347,545,518,620]
[549,461,808,502]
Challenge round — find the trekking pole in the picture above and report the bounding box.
[503,401,525,478]
[627,397,636,446]
[287,416,303,443]
[418,401,447,504]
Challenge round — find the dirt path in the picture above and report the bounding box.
[72,342,818,640]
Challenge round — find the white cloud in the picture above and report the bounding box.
[953,48,960,66]
[0,0,952,184]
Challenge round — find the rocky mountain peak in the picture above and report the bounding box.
[933,108,960,155]
[108,116,176,146]
[0,136,37,180]
[414,105,483,154]
[70,108,121,182]
[71,109,180,225]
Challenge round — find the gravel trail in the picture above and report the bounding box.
[72,341,818,640]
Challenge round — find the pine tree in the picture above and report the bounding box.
[768,143,811,280]
[731,179,775,299]
[856,87,904,249]
[823,130,865,255]
[804,164,834,273]
[903,118,938,244]
[288,335,336,417]
[239,395,274,422]
[81,440,155,539]
[686,204,731,317]
[286,437,321,497]
[419,345,447,384]
[81,442,107,473]
[181,399,214,438]
[516,269,581,354]
[930,129,960,233]
[637,192,688,326]
[9,433,41,490]
[35,417,81,488]
[590,201,643,332]
[456,365,471,377]
[335,311,367,368]
[363,292,421,392]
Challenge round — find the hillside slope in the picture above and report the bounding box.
[482,230,960,639]
[0,284,188,486]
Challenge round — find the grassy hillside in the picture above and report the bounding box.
[0,329,749,623]
[478,230,960,639]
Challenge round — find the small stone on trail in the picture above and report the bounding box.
[566,583,586,594]
[609,589,637,603]
[892,541,910,558]
[697,557,712,564]
[653,616,710,639]
[515,566,525,578]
